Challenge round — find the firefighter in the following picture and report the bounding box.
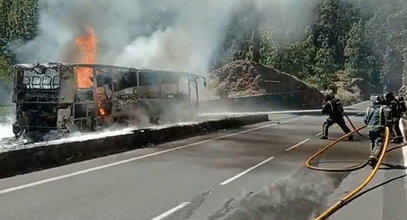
[397,94,407,115]
[364,95,392,167]
[385,92,403,143]
[320,93,353,140]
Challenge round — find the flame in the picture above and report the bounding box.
[99,107,106,116]
[96,92,107,117]
[75,27,98,88]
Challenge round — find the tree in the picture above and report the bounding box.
[314,0,359,68]
[0,0,39,79]
[0,54,12,78]
[382,46,403,92]
[212,0,407,94]
[345,21,366,78]
[313,43,338,89]
[344,21,372,95]
[366,55,382,93]
[366,1,407,92]
[5,0,38,41]
[252,14,261,63]
[266,32,315,81]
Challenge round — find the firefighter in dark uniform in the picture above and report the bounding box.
[320,94,353,140]
[364,95,392,167]
[385,92,403,143]
[397,94,407,115]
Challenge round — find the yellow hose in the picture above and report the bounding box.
[306,125,368,172]
[307,127,390,220]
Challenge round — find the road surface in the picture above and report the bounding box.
[0,102,406,219]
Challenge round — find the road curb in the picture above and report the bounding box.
[0,114,269,179]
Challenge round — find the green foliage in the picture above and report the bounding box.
[215,0,407,94]
[3,0,38,41]
[314,0,359,67]
[0,0,39,79]
[344,21,366,78]
[0,54,12,78]
[265,34,315,80]
[313,43,339,89]
[382,46,404,92]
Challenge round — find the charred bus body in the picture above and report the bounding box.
[12,63,205,141]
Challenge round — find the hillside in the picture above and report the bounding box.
[209,60,324,108]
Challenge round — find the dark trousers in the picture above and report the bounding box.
[391,118,403,141]
[322,116,351,137]
[368,130,384,159]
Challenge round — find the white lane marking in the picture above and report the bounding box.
[285,138,310,152]
[315,132,322,137]
[220,156,275,186]
[151,202,190,220]
[0,117,301,196]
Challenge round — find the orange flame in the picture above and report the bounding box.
[96,91,107,117]
[99,107,106,116]
[75,27,98,88]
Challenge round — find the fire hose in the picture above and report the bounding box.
[344,114,367,139]
[306,126,403,219]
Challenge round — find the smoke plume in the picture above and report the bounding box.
[15,0,318,75]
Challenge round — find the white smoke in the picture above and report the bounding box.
[15,0,318,75]
[114,0,234,74]
[0,122,13,140]
[0,116,14,140]
[217,169,339,220]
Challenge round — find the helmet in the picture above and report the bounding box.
[374,95,386,105]
[397,94,405,101]
[325,93,335,101]
[385,92,395,102]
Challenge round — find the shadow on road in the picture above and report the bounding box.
[380,163,407,170]
[345,173,407,205]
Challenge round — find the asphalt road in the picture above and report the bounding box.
[0,102,406,220]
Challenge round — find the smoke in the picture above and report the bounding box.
[255,0,318,44]
[0,117,13,140]
[211,168,345,220]
[114,1,237,74]
[15,0,319,75]
[0,80,12,106]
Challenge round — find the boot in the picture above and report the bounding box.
[369,144,382,168]
[320,136,328,140]
[348,136,354,141]
[394,137,403,143]
[368,157,378,168]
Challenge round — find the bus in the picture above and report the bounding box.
[12,63,205,141]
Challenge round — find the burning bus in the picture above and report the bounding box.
[12,63,205,141]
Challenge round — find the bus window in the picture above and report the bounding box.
[22,76,31,89]
[42,76,52,89]
[53,76,60,89]
[32,76,42,89]
[139,71,159,86]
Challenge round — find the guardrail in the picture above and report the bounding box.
[201,91,324,112]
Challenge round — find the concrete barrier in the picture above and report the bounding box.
[201,91,325,113]
[0,114,269,178]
